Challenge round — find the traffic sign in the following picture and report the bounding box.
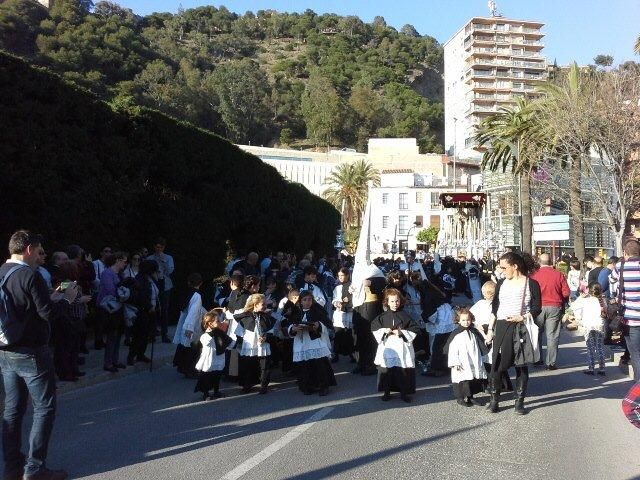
[533,231,570,241]
[533,215,570,224]
[533,222,570,232]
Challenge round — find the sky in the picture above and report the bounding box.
[116,0,640,66]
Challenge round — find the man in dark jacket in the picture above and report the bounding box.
[0,231,76,480]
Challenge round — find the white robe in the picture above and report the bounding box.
[172,292,205,347]
[469,299,492,330]
[195,332,234,373]
[373,328,417,369]
[447,330,488,384]
[331,285,353,329]
[235,321,273,357]
[288,317,332,362]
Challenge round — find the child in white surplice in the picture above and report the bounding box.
[233,294,276,394]
[371,288,421,403]
[283,290,336,396]
[194,308,234,401]
[445,308,488,407]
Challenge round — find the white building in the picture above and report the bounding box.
[238,139,465,198]
[368,170,454,254]
[444,16,546,163]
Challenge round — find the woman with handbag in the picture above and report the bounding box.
[485,252,542,415]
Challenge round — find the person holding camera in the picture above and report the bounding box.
[0,230,77,480]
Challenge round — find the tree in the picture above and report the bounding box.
[279,127,293,145]
[476,98,541,254]
[205,58,272,144]
[0,0,49,55]
[372,16,386,28]
[594,54,613,68]
[416,226,439,246]
[300,71,342,145]
[322,160,380,229]
[535,63,598,260]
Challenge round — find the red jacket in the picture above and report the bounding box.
[530,266,571,307]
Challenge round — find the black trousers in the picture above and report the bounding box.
[195,371,221,394]
[239,356,270,389]
[490,359,528,397]
[296,358,336,393]
[128,313,153,360]
[354,324,377,369]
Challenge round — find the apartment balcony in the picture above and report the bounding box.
[466,104,500,115]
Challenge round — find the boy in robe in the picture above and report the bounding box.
[331,267,355,363]
[371,288,421,402]
[234,294,276,394]
[283,290,336,396]
[172,273,205,378]
[194,309,233,400]
[445,308,489,407]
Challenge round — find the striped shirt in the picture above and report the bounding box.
[611,257,640,326]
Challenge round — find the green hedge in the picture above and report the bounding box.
[0,51,340,289]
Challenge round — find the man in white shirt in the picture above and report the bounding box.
[147,237,174,343]
[92,246,112,291]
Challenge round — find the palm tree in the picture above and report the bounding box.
[323,159,380,229]
[475,98,541,254]
[536,63,596,261]
[635,34,640,55]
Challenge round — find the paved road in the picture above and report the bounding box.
[27,331,640,479]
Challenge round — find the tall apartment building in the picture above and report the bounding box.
[444,17,546,163]
[444,15,546,250]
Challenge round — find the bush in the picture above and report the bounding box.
[0,52,340,304]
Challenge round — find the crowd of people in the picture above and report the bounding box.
[1,229,640,479]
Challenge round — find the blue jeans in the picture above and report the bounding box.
[0,346,57,476]
[625,326,640,381]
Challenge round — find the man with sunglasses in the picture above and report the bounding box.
[0,230,77,480]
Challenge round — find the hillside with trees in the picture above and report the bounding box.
[0,0,445,152]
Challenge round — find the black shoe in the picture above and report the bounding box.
[514,398,526,415]
[212,391,225,399]
[583,370,595,375]
[242,387,252,394]
[401,394,411,403]
[533,360,544,367]
[381,393,391,401]
[468,397,482,406]
[161,336,172,344]
[23,468,68,480]
[456,398,472,407]
[489,394,499,413]
[546,364,558,371]
[137,355,152,363]
[103,366,118,373]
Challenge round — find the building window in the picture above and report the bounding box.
[431,192,440,208]
[398,216,409,235]
[399,193,408,210]
[430,215,440,227]
[416,192,423,204]
[382,216,389,229]
[415,216,423,227]
[382,193,389,205]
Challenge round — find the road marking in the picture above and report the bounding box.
[145,431,244,457]
[220,406,334,480]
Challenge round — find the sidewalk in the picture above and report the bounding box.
[56,327,178,395]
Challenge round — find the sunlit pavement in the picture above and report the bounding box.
[32,330,640,479]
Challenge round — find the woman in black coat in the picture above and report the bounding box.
[486,252,542,415]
